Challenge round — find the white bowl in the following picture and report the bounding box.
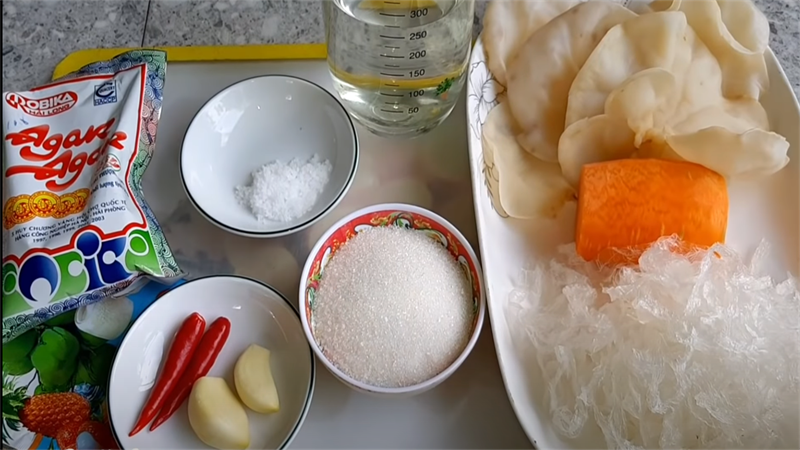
[181,75,359,238]
[108,276,315,449]
[299,203,486,397]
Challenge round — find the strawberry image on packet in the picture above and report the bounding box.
[2,49,184,345]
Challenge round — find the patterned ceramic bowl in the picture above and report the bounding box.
[299,203,486,397]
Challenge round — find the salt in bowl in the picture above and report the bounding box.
[180,75,358,238]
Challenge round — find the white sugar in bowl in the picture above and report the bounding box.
[300,203,487,397]
[180,75,359,238]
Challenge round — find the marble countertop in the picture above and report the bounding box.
[2,0,799,96]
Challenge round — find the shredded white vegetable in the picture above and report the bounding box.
[507,237,800,449]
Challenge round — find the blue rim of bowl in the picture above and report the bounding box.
[107,274,316,450]
[179,74,359,237]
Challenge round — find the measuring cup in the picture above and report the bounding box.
[324,0,475,138]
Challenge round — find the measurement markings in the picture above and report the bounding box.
[383,83,400,87]
[380,109,404,114]
[379,12,405,17]
[379,35,405,40]
[380,54,405,59]
[384,45,400,49]
[384,1,401,4]
[380,93,404,97]
[379,72,404,77]
[385,25,400,28]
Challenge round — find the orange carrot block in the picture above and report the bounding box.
[575,159,729,264]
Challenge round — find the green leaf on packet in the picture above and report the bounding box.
[30,327,80,387]
[75,344,117,386]
[2,329,38,376]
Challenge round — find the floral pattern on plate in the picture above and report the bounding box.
[466,48,508,218]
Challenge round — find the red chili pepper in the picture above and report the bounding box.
[128,312,206,437]
[149,316,232,431]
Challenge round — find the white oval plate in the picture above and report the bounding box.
[108,276,315,449]
[466,27,800,450]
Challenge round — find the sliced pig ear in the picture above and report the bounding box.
[673,0,770,99]
[643,0,769,98]
[670,98,770,136]
[603,67,678,147]
[565,11,701,127]
[558,115,637,189]
[506,1,636,162]
[482,102,574,220]
[482,0,582,86]
[666,127,790,178]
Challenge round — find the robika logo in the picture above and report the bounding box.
[5,91,78,117]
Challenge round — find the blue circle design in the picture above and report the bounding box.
[18,255,59,302]
[77,231,101,258]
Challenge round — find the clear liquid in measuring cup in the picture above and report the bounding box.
[324,0,474,138]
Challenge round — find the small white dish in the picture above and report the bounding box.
[181,75,359,238]
[108,276,315,450]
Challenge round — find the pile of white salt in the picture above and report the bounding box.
[235,154,331,223]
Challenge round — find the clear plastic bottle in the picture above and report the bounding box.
[324,0,475,138]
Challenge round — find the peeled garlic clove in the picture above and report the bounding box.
[234,344,280,414]
[188,377,250,450]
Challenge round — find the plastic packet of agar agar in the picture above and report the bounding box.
[2,49,183,344]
